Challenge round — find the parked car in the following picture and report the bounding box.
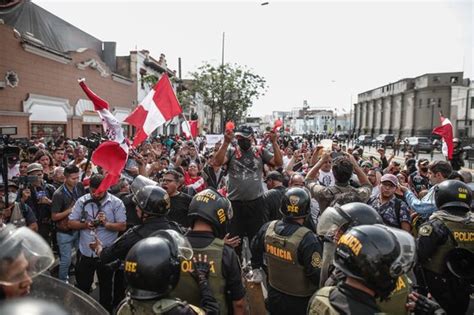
[356,135,373,146]
[334,132,349,141]
[374,134,395,148]
[405,136,433,153]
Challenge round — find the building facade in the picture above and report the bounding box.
[0,1,135,140]
[354,72,469,138]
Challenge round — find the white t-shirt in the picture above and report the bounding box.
[318,170,335,187]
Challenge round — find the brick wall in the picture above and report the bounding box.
[0,23,137,138]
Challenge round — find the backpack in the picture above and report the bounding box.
[328,186,363,207]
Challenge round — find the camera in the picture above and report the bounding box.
[74,132,105,150]
[18,175,38,189]
[91,218,102,228]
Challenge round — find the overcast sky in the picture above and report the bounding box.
[36,0,472,117]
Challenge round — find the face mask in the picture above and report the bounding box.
[238,138,252,151]
[8,192,17,204]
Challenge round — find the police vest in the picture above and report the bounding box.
[423,218,474,275]
[264,220,318,297]
[377,275,410,315]
[170,238,228,314]
[116,297,204,315]
[307,286,339,315]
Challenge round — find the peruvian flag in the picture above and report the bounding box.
[78,79,129,193]
[182,120,198,139]
[273,118,283,132]
[432,113,454,160]
[125,74,182,147]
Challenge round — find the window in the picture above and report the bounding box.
[438,98,442,108]
[31,124,66,141]
[427,98,431,106]
[433,76,441,83]
[450,76,458,84]
[471,97,474,109]
[419,99,422,108]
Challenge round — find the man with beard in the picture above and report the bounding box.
[214,125,282,255]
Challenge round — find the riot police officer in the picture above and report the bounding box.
[308,224,417,315]
[117,230,219,315]
[170,188,246,315]
[416,180,474,314]
[89,184,182,308]
[250,187,323,315]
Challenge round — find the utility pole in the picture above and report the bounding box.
[220,32,225,133]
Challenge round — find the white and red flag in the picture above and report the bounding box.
[78,79,129,193]
[432,113,454,160]
[125,73,182,146]
[181,120,198,139]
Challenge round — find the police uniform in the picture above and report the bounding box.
[416,180,474,315]
[251,218,322,315]
[170,231,245,315]
[118,231,219,315]
[308,225,416,315]
[170,189,244,315]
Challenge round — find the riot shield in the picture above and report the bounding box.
[29,274,108,315]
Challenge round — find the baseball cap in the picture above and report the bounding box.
[26,163,43,174]
[381,174,398,186]
[361,161,373,168]
[265,171,284,182]
[234,125,254,138]
[418,158,429,166]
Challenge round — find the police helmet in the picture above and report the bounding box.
[317,202,383,241]
[0,224,54,285]
[133,185,170,216]
[279,187,311,219]
[334,224,416,299]
[188,188,233,238]
[124,230,193,300]
[435,180,472,212]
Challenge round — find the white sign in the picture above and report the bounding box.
[205,134,224,148]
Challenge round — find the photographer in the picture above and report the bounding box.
[50,165,85,283]
[23,163,56,244]
[68,174,126,312]
[0,181,37,231]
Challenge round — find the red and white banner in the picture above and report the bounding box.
[125,74,182,147]
[78,79,129,193]
[432,113,454,160]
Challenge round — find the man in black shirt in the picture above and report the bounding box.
[263,171,286,221]
[409,158,430,196]
[50,165,85,282]
[161,170,192,227]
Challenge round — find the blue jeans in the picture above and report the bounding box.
[56,231,78,281]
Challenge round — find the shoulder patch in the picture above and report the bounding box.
[418,225,433,236]
[311,252,322,268]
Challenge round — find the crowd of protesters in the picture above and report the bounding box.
[0,126,473,315]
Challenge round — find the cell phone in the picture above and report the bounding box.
[36,191,46,200]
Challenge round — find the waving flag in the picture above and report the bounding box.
[78,79,129,193]
[125,74,182,146]
[273,118,283,132]
[182,120,198,139]
[432,113,454,160]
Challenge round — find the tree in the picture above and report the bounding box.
[188,63,267,133]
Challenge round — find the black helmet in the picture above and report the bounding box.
[188,188,233,238]
[317,202,383,240]
[435,180,472,212]
[279,187,311,219]
[334,224,416,299]
[133,185,170,216]
[124,230,192,300]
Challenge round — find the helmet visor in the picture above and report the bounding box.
[154,229,193,261]
[376,225,416,277]
[130,175,157,195]
[316,206,349,241]
[0,226,54,285]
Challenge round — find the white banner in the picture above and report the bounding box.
[205,134,224,148]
